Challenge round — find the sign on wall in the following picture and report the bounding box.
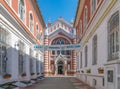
[34,44,81,50]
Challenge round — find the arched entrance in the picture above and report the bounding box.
[57,61,64,74]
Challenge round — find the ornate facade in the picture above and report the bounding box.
[44,18,76,76]
[0,0,45,88]
[74,0,120,89]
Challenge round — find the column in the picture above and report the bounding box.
[73,38,77,75]
[65,60,67,76]
[44,37,49,75]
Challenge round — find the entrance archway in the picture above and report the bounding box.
[57,61,64,74]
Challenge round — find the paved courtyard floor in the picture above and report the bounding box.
[20,77,93,89]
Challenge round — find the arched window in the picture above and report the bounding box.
[80,20,82,34]
[56,39,61,55]
[91,0,97,15]
[61,40,65,55]
[29,13,34,33]
[56,39,65,55]
[84,6,88,29]
[108,11,119,60]
[36,24,39,39]
[19,0,25,21]
[92,35,97,65]
[51,38,70,56]
[56,39,61,45]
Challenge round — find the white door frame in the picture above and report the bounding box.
[106,67,115,89]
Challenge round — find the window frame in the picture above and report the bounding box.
[84,6,88,29]
[0,28,9,75]
[29,12,34,33]
[84,45,88,67]
[108,11,119,61]
[92,35,97,65]
[91,0,97,16]
[18,41,25,75]
[18,0,25,22]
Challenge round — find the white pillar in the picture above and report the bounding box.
[25,46,30,80]
[65,60,67,76]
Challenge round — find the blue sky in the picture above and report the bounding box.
[38,0,78,24]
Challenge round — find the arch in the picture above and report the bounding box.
[50,35,72,45]
[57,60,64,65]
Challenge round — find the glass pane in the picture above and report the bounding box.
[107,70,113,82]
[2,46,7,73]
[52,51,55,55]
[61,50,64,55]
[66,50,70,55]
[57,50,60,55]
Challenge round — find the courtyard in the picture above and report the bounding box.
[20,77,92,89]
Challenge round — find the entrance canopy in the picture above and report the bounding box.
[34,44,81,51]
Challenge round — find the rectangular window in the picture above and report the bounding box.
[52,51,55,55]
[91,0,96,15]
[66,50,70,55]
[0,45,7,75]
[92,35,97,65]
[80,52,82,68]
[0,28,9,75]
[85,46,88,67]
[36,25,39,39]
[107,70,113,82]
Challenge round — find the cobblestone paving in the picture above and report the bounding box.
[20,77,93,89]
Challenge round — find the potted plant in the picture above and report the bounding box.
[67,70,71,75]
[51,71,55,75]
[98,67,104,74]
[21,73,26,77]
[31,72,35,76]
[81,70,84,73]
[86,69,91,73]
[3,73,12,79]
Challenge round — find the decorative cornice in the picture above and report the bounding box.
[0,4,36,44]
[31,0,46,29]
[82,0,117,46]
[74,0,85,27]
